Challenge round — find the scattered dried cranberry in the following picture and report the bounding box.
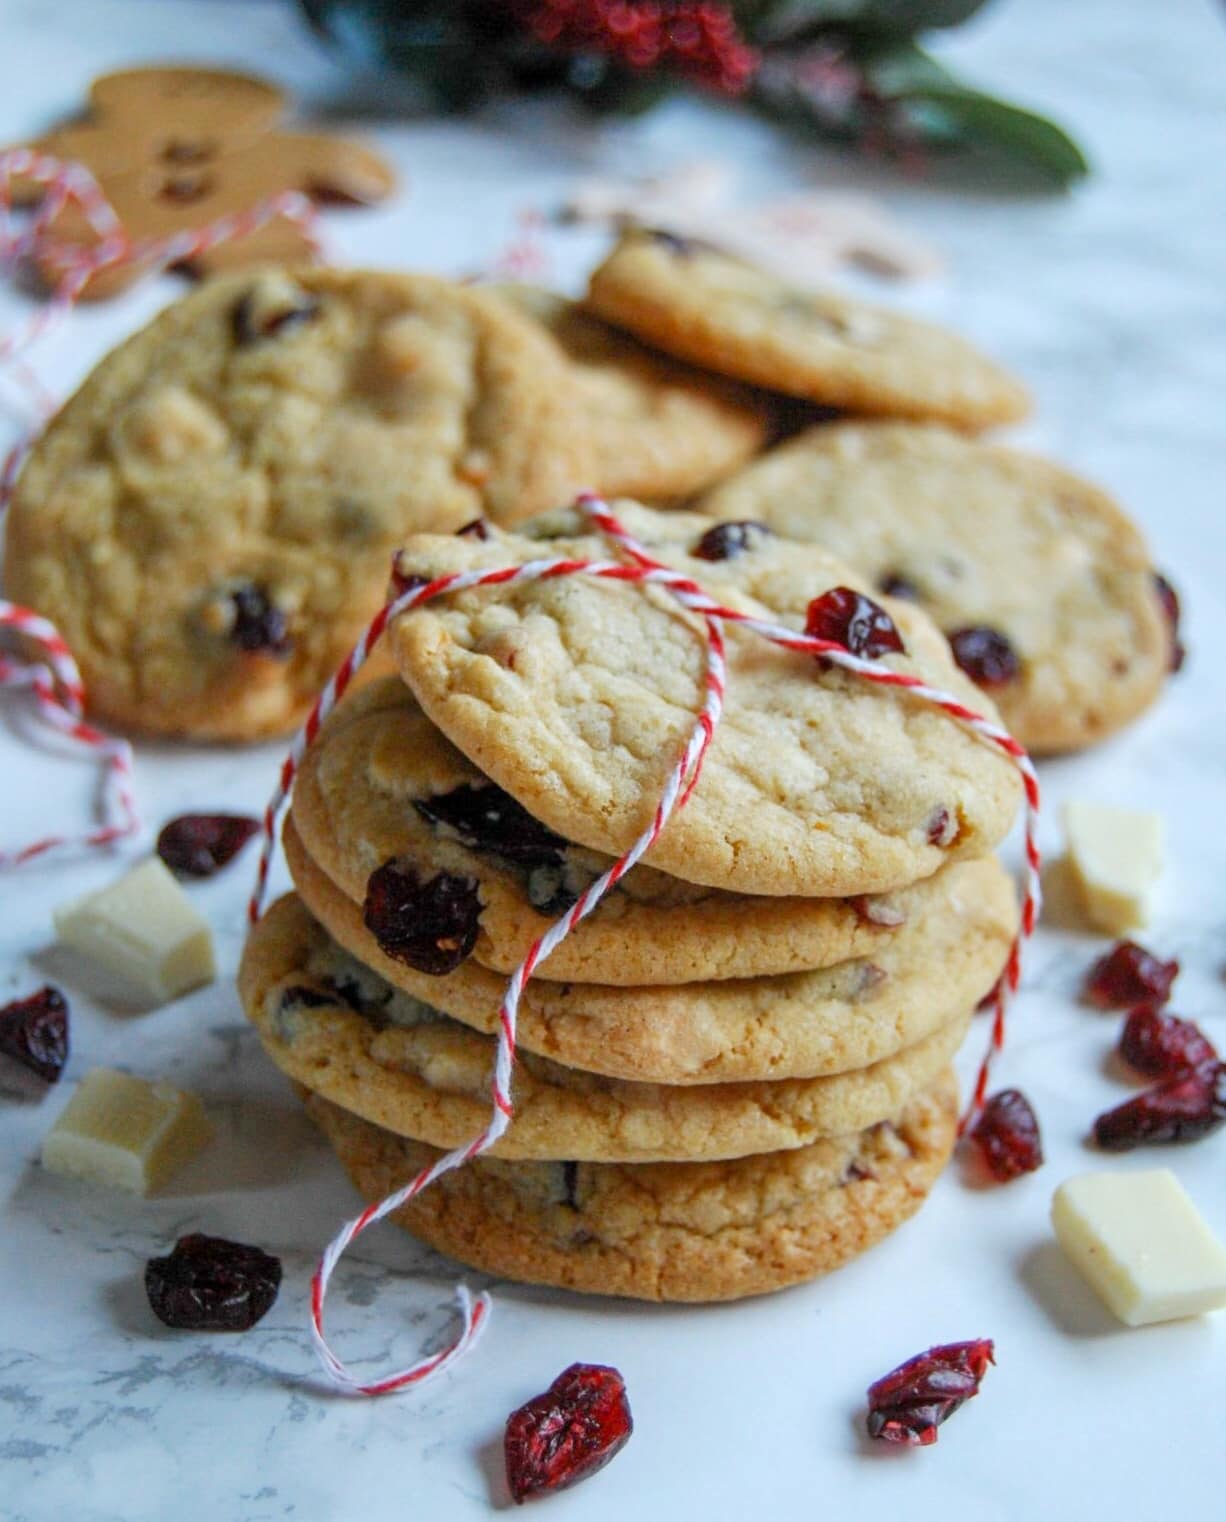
[806,587,906,660]
[278,979,370,1017]
[692,520,770,562]
[363,860,481,975]
[0,986,68,1083]
[926,805,957,847]
[976,974,1005,1012]
[947,626,1020,687]
[1153,572,1186,673]
[145,1233,281,1331]
[391,566,430,599]
[1093,1065,1226,1150]
[1084,940,1179,1009]
[878,572,921,602]
[505,1363,632,1504]
[1118,1006,1219,1079]
[970,1089,1043,1181]
[232,290,320,345]
[415,783,568,870]
[866,1339,994,1446]
[157,813,259,877]
[228,584,290,655]
[456,517,492,540]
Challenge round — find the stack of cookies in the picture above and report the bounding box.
[238,502,1021,1301]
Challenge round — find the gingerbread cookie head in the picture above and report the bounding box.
[7,66,394,298]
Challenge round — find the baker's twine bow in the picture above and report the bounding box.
[247,494,1041,1397]
[0,150,323,868]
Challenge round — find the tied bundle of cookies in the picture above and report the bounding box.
[3,234,1178,757]
[237,500,1024,1301]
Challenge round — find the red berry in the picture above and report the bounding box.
[878,572,921,601]
[806,587,906,660]
[1084,940,1179,1009]
[1118,1006,1218,1079]
[866,1340,994,1446]
[0,986,68,1083]
[505,1363,632,1503]
[1094,1065,1226,1150]
[1153,572,1186,672]
[157,813,260,877]
[363,860,481,975]
[970,1089,1043,1181]
[692,520,770,561]
[228,584,291,655]
[145,1233,281,1331]
[456,517,492,540]
[947,626,1020,687]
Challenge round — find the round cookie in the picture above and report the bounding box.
[304,1071,958,1302]
[493,285,770,502]
[387,501,1023,896]
[291,674,923,986]
[4,267,592,739]
[284,817,1016,1084]
[241,892,970,1162]
[584,232,1029,429]
[698,422,1169,753]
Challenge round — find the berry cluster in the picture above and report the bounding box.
[517,2,759,94]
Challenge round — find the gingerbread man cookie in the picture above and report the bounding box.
[8,67,394,298]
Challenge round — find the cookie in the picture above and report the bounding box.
[290,674,923,986]
[4,267,591,739]
[584,232,1029,428]
[241,892,970,1161]
[387,502,1023,896]
[284,817,1016,1084]
[699,421,1170,753]
[303,1071,958,1301]
[493,285,769,501]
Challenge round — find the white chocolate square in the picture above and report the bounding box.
[1063,800,1164,934]
[1051,1170,1226,1326]
[41,1068,213,1194]
[54,857,216,1005]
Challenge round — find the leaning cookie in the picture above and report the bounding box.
[241,893,970,1162]
[387,502,1023,897]
[585,231,1029,429]
[4,267,592,740]
[289,675,928,987]
[492,285,770,503]
[284,818,1015,1085]
[304,1072,958,1302]
[698,422,1170,753]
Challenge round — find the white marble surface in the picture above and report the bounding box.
[1,1,1224,1518]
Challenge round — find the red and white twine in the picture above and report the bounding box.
[0,150,323,870]
[248,494,1041,1397]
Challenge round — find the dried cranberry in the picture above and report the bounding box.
[947,626,1020,687]
[505,1363,632,1504]
[970,1089,1043,1181]
[1084,940,1179,1009]
[232,290,320,345]
[415,783,568,870]
[805,587,905,660]
[363,860,480,975]
[278,979,370,1017]
[456,517,491,540]
[1118,1006,1219,1079]
[926,805,957,847]
[157,813,259,877]
[692,521,770,562]
[1153,572,1186,673]
[866,1339,994,1446]
[561,1160,581,1210]
[228,584,290,655]
[1093,1065,1226,1150]
[145,1233,281,1331]
[0,986,68,1083]
[391,561,430,599]
[878,572,921,602]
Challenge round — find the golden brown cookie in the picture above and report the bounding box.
[304,1070,958,1302]
[699,421,1170,753]
[4,268,592,739]
[585,232,1029,428]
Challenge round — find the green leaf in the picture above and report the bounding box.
[734,0,990,43]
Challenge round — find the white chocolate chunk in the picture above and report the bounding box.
[41,1068,213,1194]
[1063,800,1164,934]
[1051,1170,1226,1326]
[54,858,216,1004]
